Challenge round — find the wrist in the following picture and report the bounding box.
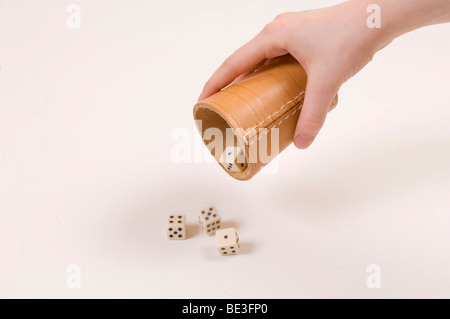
[340,0,395,54]
[351,0,450,43]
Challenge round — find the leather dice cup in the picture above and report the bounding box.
[193,55,338,181]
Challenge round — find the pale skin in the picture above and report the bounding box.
[198,0,450,149]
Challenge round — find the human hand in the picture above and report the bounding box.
[198,1,395,149]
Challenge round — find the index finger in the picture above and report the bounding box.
[198,33,286,101]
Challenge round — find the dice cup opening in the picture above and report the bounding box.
[194,105,250,178]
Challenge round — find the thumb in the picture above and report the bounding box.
[293,72,339,149]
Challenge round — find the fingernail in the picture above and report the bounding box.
[294,134,314,149]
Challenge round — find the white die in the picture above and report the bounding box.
[198,205,222,235]
[216,228,240,256]
[220,146,247,172]
[166,214,186,240]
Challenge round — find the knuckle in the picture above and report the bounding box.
[271,18,286,31]
[301,112,326,130]
[262,18,287,35]
[274,12,291,20]
[262,22,274,34]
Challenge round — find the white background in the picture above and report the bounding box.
[1,0,449,298]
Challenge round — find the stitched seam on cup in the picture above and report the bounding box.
[243,91,305,139]
[247,100,304,146]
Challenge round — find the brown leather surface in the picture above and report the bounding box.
[193,55,338,181]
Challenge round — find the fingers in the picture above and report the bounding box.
[228,57,278,86]
[293,71,340,149]
[198,37,266,101]
[228,59,268,86]
[198,26,288,101]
